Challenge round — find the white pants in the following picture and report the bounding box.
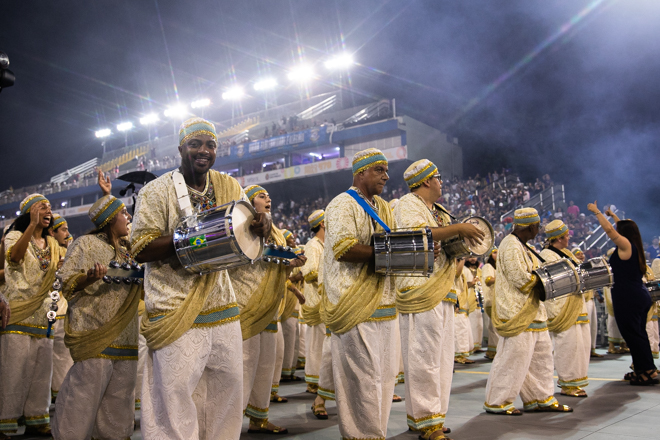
[646,320,659,359]
[551,324,590,388]
[486,313,500,357]
[332,319,397,440]
[134,315,147,409]
[281,317,298,376]
[0,334,53,432]
[243,330,277,423]
[51,320,73,397]
[317,331,336,401]
[607,313,624,343]
[585,299,598,351]
[469,309,484,351]
[454,313,472,357]
[484,330,557,412]
[52,358,136,440]
[400,301,454,433]
[298,320,306,364]
[140,321,243,440]
[305,324,325,385]
[271,323,285,393]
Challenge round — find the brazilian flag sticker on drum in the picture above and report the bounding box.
[190,235,208,249]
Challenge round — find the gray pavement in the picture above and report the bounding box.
[10,349,660,439]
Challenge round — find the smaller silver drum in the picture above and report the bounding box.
[174,200,263,274]
[534,259,581,301]
[646,281,660,302]
[579,256,614,291]
[374,228,434,277]
[443,216,494,259]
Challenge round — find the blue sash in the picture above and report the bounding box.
[345,189,391,233]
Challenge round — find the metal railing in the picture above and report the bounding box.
[500,184,565,222]
[577,209,624,252]
[342,99,391,125]
[50,158,99,184]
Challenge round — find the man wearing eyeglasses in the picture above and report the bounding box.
[394,159,484,440]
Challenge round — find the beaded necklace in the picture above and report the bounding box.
[353,186,379,229]
[188,175,217,213]
[30,237,51,272]
[96,233,137,266]
[412,193,445,226]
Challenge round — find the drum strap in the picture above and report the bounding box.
[433,203,457,221]
[172,170,194,218]
[346,189,391,233]
[513,233,545,263]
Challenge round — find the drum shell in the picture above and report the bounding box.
[173,200,262,274]
[534,259,581,301]
[443,216,494,259]
[374,228,434,277]
[579,257,614,291]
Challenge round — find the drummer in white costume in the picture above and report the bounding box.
[454,260,474,364]
[465,257,484,354]
[394,159,484,440]
[301,213,326,396]
[130,117,270,440]
[540,220,591,397]
[484,208,573,415]
[321,148,397,440]
[482,248,499,360]
[572,247,603,358]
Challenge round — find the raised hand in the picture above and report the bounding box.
[587,200,599,214]
[97,169,112,196]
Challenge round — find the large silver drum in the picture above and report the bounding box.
[173,200,263,274]
[579,256,614,291]
[374,228,434,277]
[534,259,581,301]
[443,216,494,259]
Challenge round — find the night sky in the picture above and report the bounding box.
[1,0,658,238]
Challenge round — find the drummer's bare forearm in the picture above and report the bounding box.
[289,272,304,283]
[338,244,374,263]
[430,224,468,242]
[134,236,176,263]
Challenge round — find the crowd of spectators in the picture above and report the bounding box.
[271,169,618,260]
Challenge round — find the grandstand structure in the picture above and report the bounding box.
[0,95,462,237]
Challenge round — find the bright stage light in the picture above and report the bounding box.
[254,78,278,91]
[222,86,244,101]
[191,98,211,109]
[325,53,354,70]
[287,64,315,83]
[95,128,112,138]
[117,122,133,132]
[164,104,188,118]
[140,113,160,126]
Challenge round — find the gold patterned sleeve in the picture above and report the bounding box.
[394,196,428,229]
[60,238,91,299]
[130,181,166,257]
[326,196,360,261]
[4,231,24,268]
[501,242,538,294]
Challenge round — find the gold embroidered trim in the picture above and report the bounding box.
[520,274,538,294]
[131,230,162,257]
[304,271,318,283]
[333,237,358,260]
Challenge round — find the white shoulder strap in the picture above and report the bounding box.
[171,170,193,218]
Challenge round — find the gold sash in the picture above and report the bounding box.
[280,289,298,321]
[320,195,393,334]
[140,170,243,350]
[65,284,141,362]
[8,236,61,325]
[301,301,322,326]
[545,248,585,333]
[396,259,456,314]
[239,226,287,340]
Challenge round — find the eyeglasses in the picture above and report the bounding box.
[432,174,442,182]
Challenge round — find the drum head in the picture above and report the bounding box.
[463,217,494,255]
[232,202,261,260]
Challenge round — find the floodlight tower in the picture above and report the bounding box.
[222,86,244,125]
[325,52,355,109]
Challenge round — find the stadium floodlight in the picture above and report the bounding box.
[164,104,188,118]
[140,113,160,126]
[191,98,211,109]
[287,64,315,83]
[254,77,278,91]
[117,122,133,132]
[95,128,112,138]
[222,86,244,101]
[325,53,354,70]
